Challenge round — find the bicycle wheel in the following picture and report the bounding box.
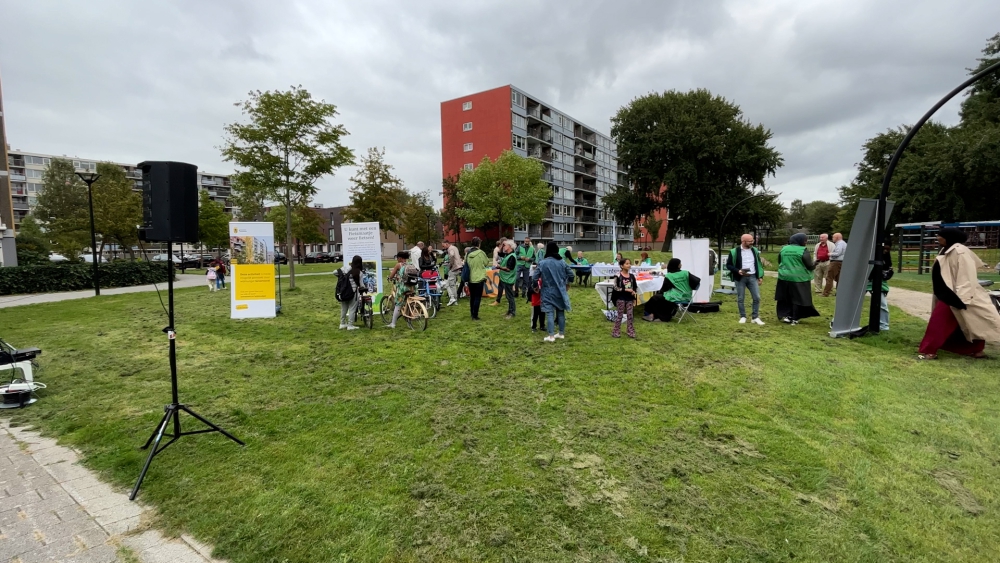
[405,301,428,331]
[426,295,438,319]
[362,300,374,329]
[380,295,395,325]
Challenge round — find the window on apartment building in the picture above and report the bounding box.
[562,205,571,216]
[463,122,473,131]
[463,143,473,152]
[462,101,472,111]
[511,91,525,108]
[328,229,335,242]
[512,134,526,150]
[464,163,474,171]
[552,186,560,198]
[26,169,44,179]
[512,113,526,130]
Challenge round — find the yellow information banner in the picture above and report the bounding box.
[234,264,276,301]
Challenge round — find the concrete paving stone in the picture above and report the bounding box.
[59,475,108,499]
[32,446,79,466]
[35,483,75,502]
[17,535,89,563]
[13,513,104,545]
[95,513,142,536]
[3,476,53,498]
[123,530,168,553]
[0,490,42,512]
[64,481,119,506]
[63,544,120,563]
[0,506,27,528]
[89,501,142,524]
[52,504,93,524]
[0,528,46,558]
[139,539,203,563]
[77,492,131,515]
[43,461,94,484]
[18,493,81,517]
[180,534,216,560]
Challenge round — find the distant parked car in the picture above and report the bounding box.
[330,251,344,263]
[80,254,106,264]
[151,254,182,265]
[274,252,288,265]
[304,252,332,263]
[49,253,70,263]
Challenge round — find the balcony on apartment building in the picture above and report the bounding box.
[10,173,26,182]
[527,146,553,162]
[527,105,542,120]
[201,176,217,186]
[574,126,597,145]
[574,145,596,161]
[545,204,554,220]
[575,228,598,239]
[574,194,597,208]
[7,157,25,167]
[573,160,597,177]
[575,210,598,224]
[527,126,553,144]
[574,178,597,193]
[13,201,30,211]
[527,225,542,238]
[541,224,554,238]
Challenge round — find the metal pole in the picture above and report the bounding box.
[868,59,1000,333]
[718,192,772,270]
[85,178,100,296]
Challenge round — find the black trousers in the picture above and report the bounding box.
[469,281,484,319]
[532,305,542,328]
[500,281,516,316]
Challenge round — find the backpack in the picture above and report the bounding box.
[335,270,355,302]
[461,262,471,283]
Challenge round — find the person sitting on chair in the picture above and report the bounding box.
[575,251,591,285]
[640,252,652,266]
[642,259,701,322]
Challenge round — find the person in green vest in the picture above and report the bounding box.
[775,233,819,324]
[726,233,766,325]
[575,251,591,285]
[866,239,892,331]
[559,245,578,264]
[642,258,701,322]
[640,252,652,265]
[465,237,491,321]
[514,236,535,298]
[497,240,519,319]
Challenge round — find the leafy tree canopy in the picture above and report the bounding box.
[456,150,550,236]
[398,191,440,246]
[440,174,466,240]
[33,157,90,259]
[92,162,142,256]
[15,215,50,265]
[343,147,407,233]
[266,204,325,249]
[606,89,783,239]
[199,190,231,252]
[221,85,353,288]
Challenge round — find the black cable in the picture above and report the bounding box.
[137,240,170,319]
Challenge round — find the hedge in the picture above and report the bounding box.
[0,262,172,296]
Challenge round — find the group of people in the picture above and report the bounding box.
[337,230,999,360]
[205,260,228,292]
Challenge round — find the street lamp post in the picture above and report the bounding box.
[76,172,101,296]
[718,191,773,271]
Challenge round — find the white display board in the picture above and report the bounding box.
[671,238,713,303]
[229,222,276,319]
[341,222,383,296]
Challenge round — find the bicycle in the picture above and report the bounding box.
[417,270,442,319]
[381,275,429,330]
[358,293,374,329]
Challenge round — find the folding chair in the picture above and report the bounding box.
[675,301,693,323]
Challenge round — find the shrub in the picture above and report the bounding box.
[0,262,171,295]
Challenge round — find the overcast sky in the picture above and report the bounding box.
[2,0,998,210]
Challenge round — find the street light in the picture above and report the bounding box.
[718,191,774,271]
[76,172,101,296]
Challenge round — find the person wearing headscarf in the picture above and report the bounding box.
[775,233,819,324]
[641,258,701,322]
[531,242,575,342]
[917,228,1000,360]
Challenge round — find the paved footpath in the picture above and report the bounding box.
[0,420,225,563]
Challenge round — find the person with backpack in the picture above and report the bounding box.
[206,265,217,292]
[337,255,364,330]
[216,260,227,290]
[465,238,490,321]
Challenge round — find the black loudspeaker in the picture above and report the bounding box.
[138,161,199,243]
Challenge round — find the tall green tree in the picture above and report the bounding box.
[229,172,270,221]
[343,147,407,233]
[34,158,90,259]
[14,215,50,265]
[398,191,440,245]
[440,174,466,241]
[801,201,841,235]
[605,89,783,239]
[456,150,550,236]
[199,190,231,254]
[266,204,326,259]
[92,162,141,258]
[786,199,807,229]
[960,32,1000,126]
[221,85,354,288]
[642,214,662,248]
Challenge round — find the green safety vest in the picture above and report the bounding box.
[498,253,518,284]
[778,245,811,282]
[641,258,652,265]
[663,271,692,303]
[560,248,573,262]
[729,246,764,280]
[577,258,590,266]
[516,244,535,264]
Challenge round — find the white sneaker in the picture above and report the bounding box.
[347,325,360,331]
[739,317,747,324]
[385,324,395,329]
[554,333,565,339]
[447,300,457,306]
[752,318,765,326]
[339,323,348,329]
[544,335,557,342]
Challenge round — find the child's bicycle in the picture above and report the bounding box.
[380,276,429,331]
[416,270,442,318]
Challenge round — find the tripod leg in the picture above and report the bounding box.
[178,405,246,446]
[130,406,173,500]
[140,406,174,450]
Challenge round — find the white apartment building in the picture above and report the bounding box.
[5,149,232,231]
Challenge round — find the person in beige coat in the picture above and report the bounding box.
[813,234,835,294]
[917,228,1000,359]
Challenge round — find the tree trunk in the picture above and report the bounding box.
[285,191,295,289]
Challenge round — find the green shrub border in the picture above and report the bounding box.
[0,262,172,296]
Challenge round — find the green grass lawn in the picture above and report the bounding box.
[2,274,999,562]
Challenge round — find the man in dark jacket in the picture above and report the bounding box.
[726,234,765,325]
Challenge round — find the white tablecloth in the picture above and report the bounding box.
[590,263,662,277]
[594,278,663,306]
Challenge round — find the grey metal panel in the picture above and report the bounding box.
[830,198,894,337]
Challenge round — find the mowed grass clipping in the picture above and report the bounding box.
[1,268,999,563]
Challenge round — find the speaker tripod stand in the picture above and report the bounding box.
[130,242,244,501]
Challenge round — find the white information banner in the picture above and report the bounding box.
[229,222,276,319]
[671,238,713,303]
[341,222,383,296]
